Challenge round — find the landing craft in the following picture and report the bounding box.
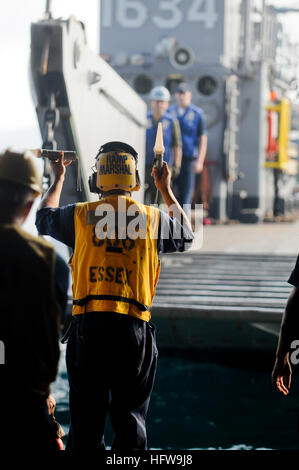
[30,1,299,221]
[100,0,299,223]
[29,1,299,350]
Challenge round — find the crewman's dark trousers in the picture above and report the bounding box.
[0,390,59,453]
[176,157,197,207]
[65,312,158,452]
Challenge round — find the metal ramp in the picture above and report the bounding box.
[151,253,295,350]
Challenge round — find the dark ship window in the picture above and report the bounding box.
[134,75,153,95]
[197,76,217,96]
[165,76,185,95]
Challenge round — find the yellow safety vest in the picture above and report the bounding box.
[70,195,161,322]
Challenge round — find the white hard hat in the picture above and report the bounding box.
[149,86,171,102]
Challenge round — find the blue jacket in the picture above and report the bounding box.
[168,104,206,158]
[146,112,174,166]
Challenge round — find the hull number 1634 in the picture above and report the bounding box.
[102,0,218,30]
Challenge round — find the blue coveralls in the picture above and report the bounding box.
[168,104,207,207]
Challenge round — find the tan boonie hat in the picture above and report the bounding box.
[0,149,43,196]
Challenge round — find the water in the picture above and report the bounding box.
[52,345,299,450]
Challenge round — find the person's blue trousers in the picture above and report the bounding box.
[177,157,196,207]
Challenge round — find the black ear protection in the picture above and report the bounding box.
[88,141,140,194]
[88,171,99,194]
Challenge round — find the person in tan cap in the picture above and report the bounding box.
[0,149,61,452]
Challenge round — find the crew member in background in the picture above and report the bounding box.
[0,150,61,453]
[145,86,182,204]
[36,142,193,451]
[169,83,208,210]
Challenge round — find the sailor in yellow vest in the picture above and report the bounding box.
[36,141,194,451]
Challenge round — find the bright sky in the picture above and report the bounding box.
[0,0,298,151]
[0,0,98,149]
